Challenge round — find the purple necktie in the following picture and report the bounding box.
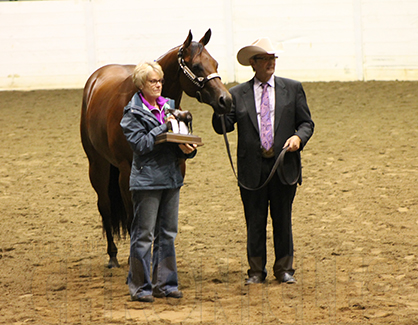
[260,83,273,150]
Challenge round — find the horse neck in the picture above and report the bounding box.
[158,47,183,108]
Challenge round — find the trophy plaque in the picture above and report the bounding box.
[155,110,203,146]
[155,132,203,146]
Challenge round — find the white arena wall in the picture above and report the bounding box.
[0,0,417,90]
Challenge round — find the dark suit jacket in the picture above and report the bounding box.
[212,76,314,188]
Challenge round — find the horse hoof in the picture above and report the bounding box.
[107,257,120,268]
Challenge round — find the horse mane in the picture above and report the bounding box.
[156,40,204,63]
[156,46,178,62]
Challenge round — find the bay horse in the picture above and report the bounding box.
[80,29,232,268]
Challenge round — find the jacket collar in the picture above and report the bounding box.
[128,92,171,123]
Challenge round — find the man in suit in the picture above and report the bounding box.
[212,37,314,284]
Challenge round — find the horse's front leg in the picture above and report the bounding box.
[179,158,186,178]
[118,161,134,233]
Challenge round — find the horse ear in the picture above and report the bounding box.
[183,30,193,49]
[199,29,211,46]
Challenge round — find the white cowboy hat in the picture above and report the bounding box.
[237,37,282,66]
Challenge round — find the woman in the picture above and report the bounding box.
[120,62,197,302]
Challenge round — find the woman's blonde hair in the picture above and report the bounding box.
[132,61,164,89]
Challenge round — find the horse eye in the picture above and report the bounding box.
[191,64,203,73]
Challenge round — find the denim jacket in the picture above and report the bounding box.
[120,92,196,190]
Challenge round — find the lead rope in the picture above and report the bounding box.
[220,115,285,191]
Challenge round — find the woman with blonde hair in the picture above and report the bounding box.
[120,61,197,302]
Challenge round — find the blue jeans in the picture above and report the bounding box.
[127,188,180,298]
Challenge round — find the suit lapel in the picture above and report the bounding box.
[274,77,287,133]
[242,77,287,133]
[242,79,259,132]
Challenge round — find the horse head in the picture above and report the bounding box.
[169,29,232,115]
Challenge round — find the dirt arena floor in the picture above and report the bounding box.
[1,80,418,324]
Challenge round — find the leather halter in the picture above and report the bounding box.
[177,46,221,89]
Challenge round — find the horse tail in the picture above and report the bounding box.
[108,164,129,238]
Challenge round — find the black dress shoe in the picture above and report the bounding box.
[154,290,183,299]
[131,294,154,302]
[245,275,265,285]
[282,273,296,284]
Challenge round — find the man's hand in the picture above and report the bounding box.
[283,135,301,152]
[179,143,197,154]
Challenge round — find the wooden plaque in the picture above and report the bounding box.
[155,132,204,146]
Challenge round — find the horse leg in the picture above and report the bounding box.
[116,161,133,267]
[88,157,120,268]
[118,161,133,231]
[180,158,186,178]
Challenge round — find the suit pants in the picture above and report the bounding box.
[240,157,297,281]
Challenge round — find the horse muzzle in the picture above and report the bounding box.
[212,91,232,115]
[198,88,232,115]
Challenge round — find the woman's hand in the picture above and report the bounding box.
[178,143,197,154]
[165,115,176,123]
[165,115,176,131]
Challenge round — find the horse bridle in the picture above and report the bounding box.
[177,46,221,89]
